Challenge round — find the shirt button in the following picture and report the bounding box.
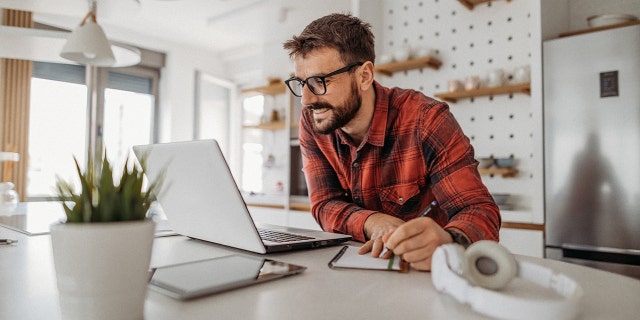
[398,197,404,203]
[353,162,359,168]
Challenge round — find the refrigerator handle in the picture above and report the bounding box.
[561,243,640,266]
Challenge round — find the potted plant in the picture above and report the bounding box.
[50,151,162,320]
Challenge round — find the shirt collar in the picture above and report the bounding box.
[367,81,389,147]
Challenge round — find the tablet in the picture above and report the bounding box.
[149,255,307,300]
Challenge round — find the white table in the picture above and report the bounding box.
[1,209,640,319]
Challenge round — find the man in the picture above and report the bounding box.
[283,13,500,271]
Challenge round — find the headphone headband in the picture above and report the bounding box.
[431,242,583,320]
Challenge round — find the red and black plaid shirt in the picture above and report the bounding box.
[299,81,500,243]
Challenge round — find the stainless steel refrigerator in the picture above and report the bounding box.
[543,25,640,278]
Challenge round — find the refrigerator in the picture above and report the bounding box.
[543,25,640,279]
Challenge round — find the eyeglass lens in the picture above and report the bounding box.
[286,62,363,97]
[288,77,324,97]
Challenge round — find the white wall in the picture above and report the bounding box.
[157,45,226,143]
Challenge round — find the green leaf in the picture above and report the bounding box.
[54,148,165,223]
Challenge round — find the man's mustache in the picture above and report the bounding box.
[305,103,333,111]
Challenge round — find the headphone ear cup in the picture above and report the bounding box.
[446,244,470,276]
[465,240,517,290]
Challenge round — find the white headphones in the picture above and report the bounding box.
[431,241,583,320]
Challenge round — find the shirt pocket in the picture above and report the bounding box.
[379,182,421,213]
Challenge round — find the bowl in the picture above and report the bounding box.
[491,193,510,205]
[477,157,495,169]
[587,14,637,28]
[494,157,515,169]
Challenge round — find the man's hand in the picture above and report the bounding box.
[357,213,404,257]
[381,217,454,271]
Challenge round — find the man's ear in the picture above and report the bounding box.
[358,61,375,90]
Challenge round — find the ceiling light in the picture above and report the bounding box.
[60,1,115,66]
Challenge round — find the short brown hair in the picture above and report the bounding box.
[283,13,375,65]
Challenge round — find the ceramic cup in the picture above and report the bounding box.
[487,69,506,87]
[464,76,481,91]
[393,46,411,62]
[513,65,531,84]
[411,46,433,59]
[448,79,463,92]
[378,53,393,65]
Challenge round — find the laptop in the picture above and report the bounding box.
[133,139,351,254]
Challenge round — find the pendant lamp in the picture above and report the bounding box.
[60,3,115,66]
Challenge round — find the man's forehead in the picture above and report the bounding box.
[293,48,343,77]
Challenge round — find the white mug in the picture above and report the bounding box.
[513,65,530,84]
[464,76,481,91]
[393,45,411,62]
[448,79,463,92]
[412,46,433,59]
[487,69,506,87]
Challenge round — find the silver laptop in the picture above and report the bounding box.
[133,139,351,254]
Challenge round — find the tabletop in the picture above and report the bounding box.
[1,209,640,319]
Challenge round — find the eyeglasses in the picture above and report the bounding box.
[284,62,364,97]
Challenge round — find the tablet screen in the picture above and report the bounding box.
[149,255,306,300]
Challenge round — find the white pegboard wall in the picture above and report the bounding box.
[376,0,542,223]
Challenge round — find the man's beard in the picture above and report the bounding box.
[307,80,362,134]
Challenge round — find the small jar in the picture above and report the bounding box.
[270,109,280,122]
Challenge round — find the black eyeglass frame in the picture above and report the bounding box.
[284,62,365,97]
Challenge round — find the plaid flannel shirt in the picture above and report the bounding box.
[299,81,500,243]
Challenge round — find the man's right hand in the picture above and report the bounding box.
[357,212,404,257]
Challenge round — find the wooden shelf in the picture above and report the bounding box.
[374,56,442,76]
[478,168,518,178]
[458,0,511,10]
[558,20,640,38]
[241,82,287,95]
[289,202,311,212]
[434,82,530,103]
[242,120,286,130]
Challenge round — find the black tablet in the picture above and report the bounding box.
[149,255,306,300]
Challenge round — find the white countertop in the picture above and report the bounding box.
[1,206,640,319]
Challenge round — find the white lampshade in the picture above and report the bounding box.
[60,19,115,67]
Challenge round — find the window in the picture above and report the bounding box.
[28,76,88,196]
[28,62,160,199]
[194,71,234,156]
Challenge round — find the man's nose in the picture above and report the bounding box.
[300,85,318,106]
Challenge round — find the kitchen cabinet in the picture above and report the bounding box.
[434,83,530,103]
[374,56,442,76]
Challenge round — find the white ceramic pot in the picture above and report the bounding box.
[50,219,155,320]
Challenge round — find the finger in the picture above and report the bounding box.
[370,238,386,258]
[358,240,374,255]
[400,243,433,263]
[384,218,430,249]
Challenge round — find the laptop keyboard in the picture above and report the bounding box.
[258,229,314,243]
